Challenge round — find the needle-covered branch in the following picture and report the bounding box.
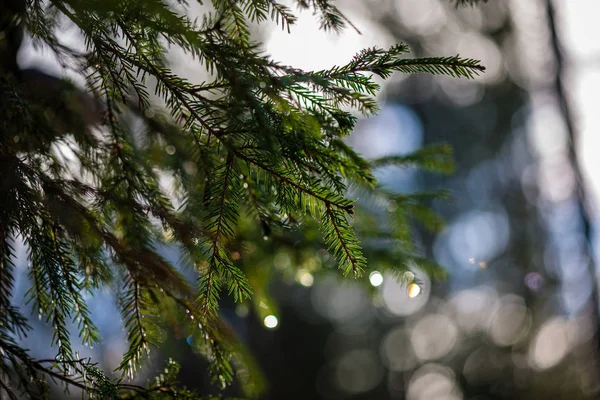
[0,0,485,397]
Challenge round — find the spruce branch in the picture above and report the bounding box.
[234,150,355,214]
[265,0,297,32]
[320,45,485,79]
[198,152,251,322]
[322,203,366,276]
[118,277,156,378]
[371,143,456,174]
[0,0,487,396]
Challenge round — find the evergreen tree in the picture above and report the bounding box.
[0,0,485,398]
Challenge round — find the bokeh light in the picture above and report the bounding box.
[487,295,531,347]
[381,270,429,316]
[296,270,315,287]
[407,283,421,298]
[524,272,544,292]
[444,287,498,334]
[410,314,459,360]
[369,271,384,287]
[407,364,462,400]
[334,349,383,395]
[311,276,370,323]
[529,316,570,370]
[381,326,418,372]
[263,315,278,329]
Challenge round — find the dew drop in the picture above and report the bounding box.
[407,283,421,298]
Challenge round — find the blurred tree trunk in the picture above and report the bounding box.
[546,0,600,393]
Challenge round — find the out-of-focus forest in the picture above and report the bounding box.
[11,0,600,399]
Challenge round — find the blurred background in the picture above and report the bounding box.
[12,0,600,398]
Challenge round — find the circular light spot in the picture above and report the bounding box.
[369,271,384,287]
[334,350,383,395]
[297,270,315,287]
[529,317,570,369]
[274,252,291,269]
[488,296,531,346]
[445,210,510,269]
[411,314,459,360]
[235,304,249,317]
[165,145,176,155]
[407,364,462,400]
[263,315,278,329]
[443,286,498,334]
[524,272,544,292]
[408,283,421,298]
[382,270,429,316]
[402,271,416,284]
[311,276,370,323]
[381,327,418,371]
[386,200,398,212]
[183,161,197,176]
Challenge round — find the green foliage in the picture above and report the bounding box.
[371,143,456,174]
[0,0,484,398]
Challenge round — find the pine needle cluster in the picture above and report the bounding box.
[0,0,484,398]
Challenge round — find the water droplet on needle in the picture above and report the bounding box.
[407,283,421,298]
